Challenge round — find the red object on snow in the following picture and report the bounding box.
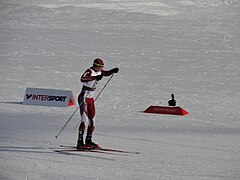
[68,101,74,107]
[144,106,189,116]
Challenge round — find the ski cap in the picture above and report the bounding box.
[93,58,104,67]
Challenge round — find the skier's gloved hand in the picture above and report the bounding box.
[96,75,103,81]
[111,67,119,73]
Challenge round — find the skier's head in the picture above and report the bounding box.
[171,94,174,99]
[93,58,104,67]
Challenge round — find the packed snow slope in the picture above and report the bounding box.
[0,0,240,179]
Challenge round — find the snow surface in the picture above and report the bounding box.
[0,0,240,179]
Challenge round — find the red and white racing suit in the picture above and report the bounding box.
[78,67,113,139]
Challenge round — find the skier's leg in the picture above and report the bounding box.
[86,98,95,137]
[77,94,86,146]
[85,98,98,147]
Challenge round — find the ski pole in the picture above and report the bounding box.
[55,106,80,138]
[95,73,114,101]
[55,80,98,139]
[74,73,115,130]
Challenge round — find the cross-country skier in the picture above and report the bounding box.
[168,94,176,106]
[77,58,119,149]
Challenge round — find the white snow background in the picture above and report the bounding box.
[0,0,240,179]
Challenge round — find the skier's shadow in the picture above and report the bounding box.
[0,146,54,155]
[0,146,116,161]
[54,150,116,161]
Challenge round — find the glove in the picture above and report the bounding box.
[111,67,119,73]
[96,75,103,81]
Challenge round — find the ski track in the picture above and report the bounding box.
[0,0,240,179]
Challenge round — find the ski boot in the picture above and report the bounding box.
[85,137,99,149]
[77,140,86,150]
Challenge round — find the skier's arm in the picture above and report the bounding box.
[81,69,96,82]
[101,68,119,76]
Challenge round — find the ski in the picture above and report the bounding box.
[59,145,140,154]
[54,148,122,155]
[97,147,140,154]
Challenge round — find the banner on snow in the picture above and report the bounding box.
[23,87,75,107]
[144,105,189,116]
